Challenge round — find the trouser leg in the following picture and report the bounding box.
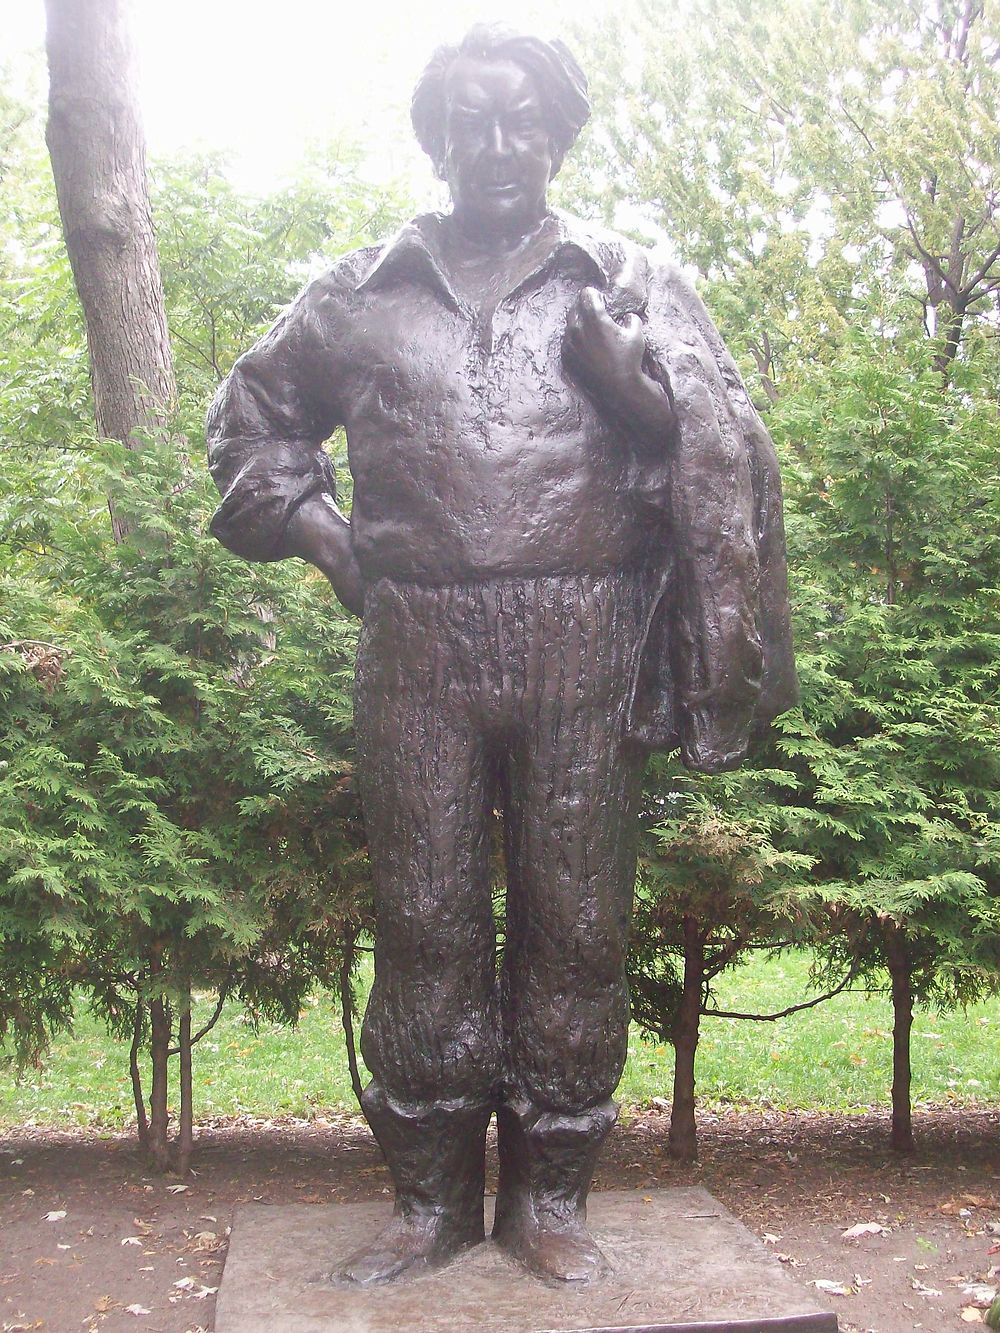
[354,583,500,1109]
[494,573,645,1280]
[500,573,644,1110]
[341,584,499,1283]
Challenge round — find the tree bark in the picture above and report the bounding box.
[885,925,915,1153]
[176,995,193,1177]
[932,304,967,385]
[147,948,172,1172]
[339,931,365,1105]
[668,914,704,1163]
[44,0,175,542]
[129,999,149,1151]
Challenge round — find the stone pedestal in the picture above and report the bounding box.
[215,1186,837,1332]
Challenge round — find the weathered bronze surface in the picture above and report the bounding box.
[207,23,796,1288]
[215,1189,837,1330]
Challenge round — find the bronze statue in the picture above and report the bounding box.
[207,24,796,1288]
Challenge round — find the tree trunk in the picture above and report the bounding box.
[129,999,149,1151]
[668,915,704,1163]
[932,306,966,386]
[339,932,365,1105]
[44,0,175,542]
[147,947,172,1172]
[176,994,193,1176]
[885,925,915,1153]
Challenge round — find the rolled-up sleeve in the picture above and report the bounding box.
[206,277,342,562]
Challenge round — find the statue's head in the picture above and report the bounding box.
[411,24,590,239]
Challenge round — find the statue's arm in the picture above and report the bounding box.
[206,277,365,616]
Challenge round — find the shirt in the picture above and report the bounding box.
[207,211,667,584]
[206,210,797,773]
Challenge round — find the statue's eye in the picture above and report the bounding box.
[511,112,542,134]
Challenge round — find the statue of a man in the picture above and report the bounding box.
[207,24,795,1288]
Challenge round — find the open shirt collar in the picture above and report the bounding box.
[355,210,620,312]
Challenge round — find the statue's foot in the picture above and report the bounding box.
[335,1213,482,1286]
[494,1212,611,1284]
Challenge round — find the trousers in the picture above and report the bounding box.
[354,570,648,1116]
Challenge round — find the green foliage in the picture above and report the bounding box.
[769,328,1000,1002]
[152,147,410,414]
[571,0,1000,394]
[0,129,409,1082]
[629,762,815,1042]
[562,0,1000,1023]
[0,432,371,1066]
[2,2,999,1142]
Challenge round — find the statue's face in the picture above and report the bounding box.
[441,56,553,240]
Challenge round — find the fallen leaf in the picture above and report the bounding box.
[124,1305,152,1317]
[842,1221,890,1239]
[166,1184,189,1194]
[911,1278,944,1297]
[962,1309,985,1324]
[812,1279,854,1296]
[94,1294,114,1312]
[43,1209,67,1222]
[964,1285,1000,1307]
[120,1236,142,1247]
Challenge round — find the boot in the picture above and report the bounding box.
[493,1096,617,1283]
[336,1082,492,1285]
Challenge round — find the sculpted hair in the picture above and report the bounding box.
[411,24,591,179]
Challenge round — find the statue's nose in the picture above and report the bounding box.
[489,120,510,154]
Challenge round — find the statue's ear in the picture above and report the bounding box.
[548,149,566,180]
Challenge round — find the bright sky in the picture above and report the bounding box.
[8,0,605,196]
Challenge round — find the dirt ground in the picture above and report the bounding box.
[2,1104,998,1333]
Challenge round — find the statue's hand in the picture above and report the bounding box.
[564,287,646,391]
[282,492,365,617]
[563,287,676,450]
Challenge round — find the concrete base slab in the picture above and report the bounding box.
[216,1186,838,1332]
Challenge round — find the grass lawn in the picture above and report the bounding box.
[1,951,997,1129]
